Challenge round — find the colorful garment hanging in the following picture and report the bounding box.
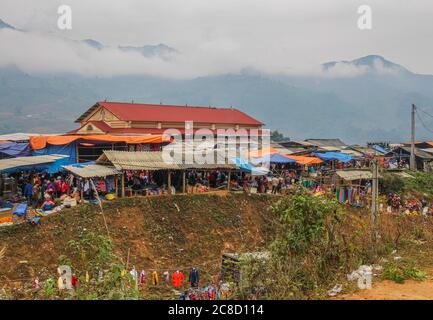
[151,271,159,285]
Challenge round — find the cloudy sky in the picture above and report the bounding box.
[1,0,432,77]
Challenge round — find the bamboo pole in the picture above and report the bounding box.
[121,172,125,198]
[89,178,110,238]
[227,171,231,191]
[182,171,186,193]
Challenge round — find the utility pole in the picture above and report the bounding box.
[410,104,416,170]
[371,157,379,244]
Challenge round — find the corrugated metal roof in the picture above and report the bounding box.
[394,146,433,160]
[336,170,378,181]
[98,151,179,170]
[305,139,347,147]
[0,154,68,171]
[421,148,433,154]
[0,133,62,141]
[98,150,238,171]
[340,149,364,157]
[76,101,263,125]
[63,164,119,178]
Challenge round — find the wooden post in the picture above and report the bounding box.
[227,171,231,191]
[80,179,84,200]
[115,175,118,197]
[371,157,379,245]
[121,172,125,198]
[182,171,186,193]
[167,170,172,194]
[410,104,416,170]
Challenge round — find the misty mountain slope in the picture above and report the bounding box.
[0,18,15,30]
[0,23,432,143]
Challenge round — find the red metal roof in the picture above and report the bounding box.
[76,101,263,126]
[68,127,266,136]
[86,121,113,132]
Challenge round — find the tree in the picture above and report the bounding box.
[271,130,289,142]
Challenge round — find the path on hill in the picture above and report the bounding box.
[339,269,433,300]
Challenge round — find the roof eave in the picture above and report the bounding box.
[74,102,101,123]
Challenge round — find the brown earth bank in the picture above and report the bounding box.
[3,192,433,300]
[0,193,278,295]
[341,277,433,300]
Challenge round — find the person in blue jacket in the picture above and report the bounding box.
[23,181,33,206]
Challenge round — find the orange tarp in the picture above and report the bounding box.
[248,147,322,165]
[0,216,13,224]
[284,155,323,165]
[30,134,171,150]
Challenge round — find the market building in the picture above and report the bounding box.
[71,101,264,136]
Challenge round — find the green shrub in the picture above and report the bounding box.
[383,265,426,284]
[383,266,405,284]
[381,173,406,195]
[404,267,426,281]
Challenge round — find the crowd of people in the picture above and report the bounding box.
[19,173,74,209]
[385,193,433,216]
[2,171,87,215]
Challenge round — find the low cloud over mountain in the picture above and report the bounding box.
[1,18,433,143]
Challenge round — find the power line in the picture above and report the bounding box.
[417,107,433,119]
[415,109,433,134]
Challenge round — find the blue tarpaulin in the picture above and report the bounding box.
[252,153,296,164]
[312,152,354,163]
[0,142,31,158]
[231,157,269,175]
[32,142,77,172]
[0,155,70,174]
[13,203,27,216]
[69,161,95,167]
[372,145,388,154]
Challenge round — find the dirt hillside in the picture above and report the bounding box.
[0,193,278,290]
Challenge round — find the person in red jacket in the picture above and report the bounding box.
[71,274,79,288]
[61,180,69,195]
[172,270,184,288]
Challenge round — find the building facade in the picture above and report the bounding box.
[72,101,263,136]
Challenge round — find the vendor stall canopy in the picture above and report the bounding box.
[63,162,120,178]
[29,134,172,150]
[312,152,354,163]
[335,170,381,181]
[0,133,61,142]
[247,147,322,165]
[231,157,269,175]
[284,155,323,165]
[0,142,31,158]
[252,153,296,164]
[97,150,238,171]
[0,154,69,173]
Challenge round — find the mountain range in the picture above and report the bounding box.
[1,18,433,144]
[81,38,177,59]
